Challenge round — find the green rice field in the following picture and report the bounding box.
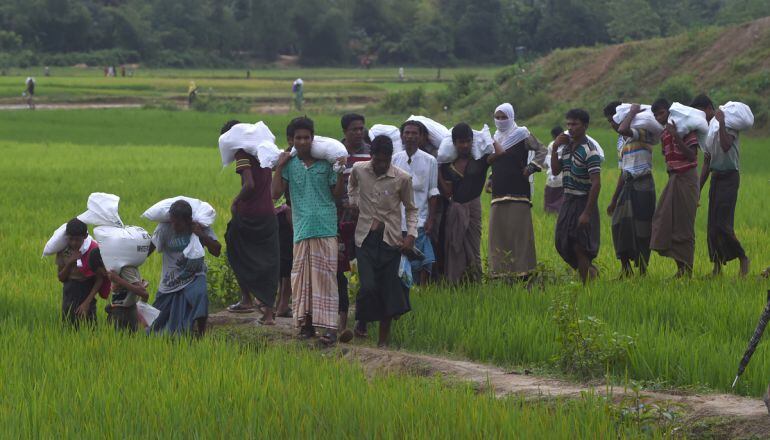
[0,92,767,435]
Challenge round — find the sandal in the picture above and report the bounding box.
[338,328,354,343]
[319,332,338,346]
[276,308,293,318]
[298,325,316,339]
[258,315,276,326]
[354,323,368,338]
[227,302,256,313]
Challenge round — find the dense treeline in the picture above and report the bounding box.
[0,0,769,67]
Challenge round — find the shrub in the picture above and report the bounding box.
[206,256,240,307]
[657,75,694,104]
[192,96,250,114]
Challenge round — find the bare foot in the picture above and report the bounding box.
[739,256,750,277]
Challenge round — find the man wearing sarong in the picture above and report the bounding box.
[551,109,603,283]
[337,113,371,342]
[221,120,280,325]
[692,95,750,277]
[272,117,346,345]
[543,126,565,214]
[489,103,547,280]
[650,99,700,277]
[438,123,504,284]
[604,102,657,277]
[348,135,418,347]
[392,120,439,285]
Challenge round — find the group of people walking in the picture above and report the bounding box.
[54,96,750,344]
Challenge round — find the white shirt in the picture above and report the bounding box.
[544,141,564,188]
[392,149,439,230]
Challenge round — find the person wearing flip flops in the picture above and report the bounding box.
[221,120,281,325]
[348,135,418,347]
[272,117,347,346]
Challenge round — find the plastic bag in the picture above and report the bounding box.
[142,196,216,260]
[369,124,403,153]
[668,102,709,138]
[612,104,664,137]
[93,225,152,271]
[407,115,450,150]
[437,124,494,164]
[43,223,72,256]
[136,301,161,328]
[218,121,277,167]
[719,101,754,131]
[398,255,413,289]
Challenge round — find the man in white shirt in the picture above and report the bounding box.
[392,120,439,284]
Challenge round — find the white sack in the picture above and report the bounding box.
[218,121,276,167]
[407,115,450,150]
[142,196,217,260]
[93,225,152,272]
[720,101,754,131]
[290,136,349,172]
[668,102,709,138]
[437,125,495,164]
[369,124,403,153]
[136,301,161,327]
[612,104,664,137]
[78,192,124,228]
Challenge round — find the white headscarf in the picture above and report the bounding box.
[493,103,530,150]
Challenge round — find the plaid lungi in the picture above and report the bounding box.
[291,237,339,330]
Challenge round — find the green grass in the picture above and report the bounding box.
[0,107,767,435]
[0,323,661,438]
[0,66,500,103]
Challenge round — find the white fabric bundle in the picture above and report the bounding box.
[93,226,152,272]
[136,301,161,327]
[719,101,754,131]
[369,124,403,153]
[437,124,495,164]
[668,102,709,138]
[142,196,216,259]
[612,104,664,137]
[406,115,450,150]
[493,103,531,151]
[290,136,349,172]
[218,121,279,168]
[42,192,124,257]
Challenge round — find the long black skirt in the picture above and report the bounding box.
[707,170,746,264]
[555,194,600,269]
[355,230,410,323]
[225,213,279,306]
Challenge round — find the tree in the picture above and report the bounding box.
[607,0,661,42]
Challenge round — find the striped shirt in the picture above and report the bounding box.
[661,130,698,173]
[617,128,655,177]
[560,140,603,196]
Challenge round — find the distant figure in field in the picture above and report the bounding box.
[398,67,405,81]
[44,66,50,77]
[543,126,566,214]
[292,78,304,111]
[121,65,126,77]
[650,99,700,278]
[24,77,35,110]
[551,109,603,283]
[604,101,657,277]
[187,81,198,107]
[692,94,750,277]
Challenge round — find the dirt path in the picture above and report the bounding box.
[209,310,770,437]
[0,102,143,111]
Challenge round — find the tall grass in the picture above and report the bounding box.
[1,108,768,406]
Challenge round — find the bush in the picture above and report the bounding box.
[206,257,240,307]
[657,75,694,104]
[380,87,427,113]
[550,288,635,379]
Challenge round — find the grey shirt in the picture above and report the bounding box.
[705,127,740,172]
[152,223,217,294]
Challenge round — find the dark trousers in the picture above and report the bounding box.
[337,271,349,313]
[107,304,139,332]
[62,278,96,328]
